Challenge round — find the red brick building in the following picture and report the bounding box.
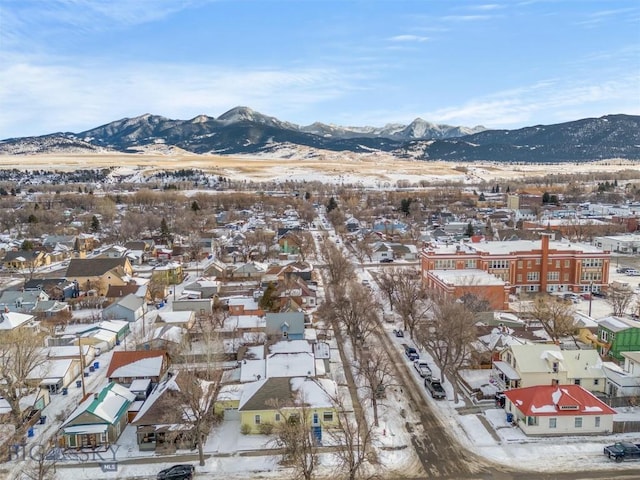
[421,235,610,299]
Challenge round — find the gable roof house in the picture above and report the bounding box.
[0,311,36,331]
[237,377,338,434]
[0,289,49,314]
[504,385,615,436]
[26,358,81,395]
[265,312,305,341]
[65,257,133,296]
[2,250,48,271]
[60,382,135,450]
[492,344,606,393]
[106,350,170,386]
[102,293,146,322]
[131,371,215,452]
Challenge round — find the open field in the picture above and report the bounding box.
[0,153,638,185]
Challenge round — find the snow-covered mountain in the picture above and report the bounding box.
[1,108,639,162]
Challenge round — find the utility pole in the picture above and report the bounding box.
[589,281,594,317]
[77,335,86,398]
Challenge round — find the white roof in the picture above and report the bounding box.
[109,356,164,378]
[157,311,194,324]
[267,352,315,378]
[27,358,74,380]
[62,424,108,434]
[217,384,243,402]
[268,339,313,354]
[129,378,151,392]
[0,311,34,330]
[429,268,505,286]
[290,377,336,408]
[240,359,266,383]
[506,344,563,373]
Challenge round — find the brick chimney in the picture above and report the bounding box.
[540,233,552,292]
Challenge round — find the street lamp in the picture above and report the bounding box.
[588,281,594,317]
[77,334,86,398]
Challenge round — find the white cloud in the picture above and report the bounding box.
[0,56,357,137]
[388,35,430,43]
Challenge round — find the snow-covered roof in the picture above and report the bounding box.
[240,359,266,383]
[429,269,506,286]
[266,352,315,378]
[63,382,135,427]
[268,339,313,354]
[598,316,640,333]
[109,356,164,378]
[27,358,74,380]
[504,385,615,416]
[0,311,35,330]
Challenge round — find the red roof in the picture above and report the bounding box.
[106,350,168,379]
[504,385,615,416]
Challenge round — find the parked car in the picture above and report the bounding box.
[393,328,404,337]
[592,291,607,298]
[604,442,640,462]
[617,267,631,274]
[626,269,640,276]
[157,464,195,480]
[413,360,432,379]
[404,345,419,361]
[424,378,446,399]
[380,258,394,263]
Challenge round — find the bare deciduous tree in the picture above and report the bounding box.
[415,295,478,403]
[392,268,430,338]
[528,295,577,344]
[354,350,395,427]
[0,327,47,432]
[607,284,635,316]
[319,242,355,288]
[332,282,380,355]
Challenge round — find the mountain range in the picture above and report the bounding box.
[1,107,639,163]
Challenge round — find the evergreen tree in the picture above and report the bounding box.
[542,192,551,204]
[21,240,34,251]
[304,191,311,201]
[400,198,412,216]
[506,185,510,193]
[326,197,338,213]
[160,218,172,243]
[191,200,201,213]
[90,215,101,233]
[478,192,486,201]
[465,222,474,237]
[259,282,277,311]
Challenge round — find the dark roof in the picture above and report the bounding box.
[105,284,139,298]
[22,278,69,291]
[240,377,293,411]
[65,257,129,277]
[3,250,41,262]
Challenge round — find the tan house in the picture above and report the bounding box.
[65,257,133,295]
[492,344,606,393]
[2,250,48,271]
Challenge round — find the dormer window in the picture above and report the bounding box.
[552,362,559,373]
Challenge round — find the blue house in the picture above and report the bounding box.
[265,312,305,340]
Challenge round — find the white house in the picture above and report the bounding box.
[602,351,640,397]
[504,384,615,436]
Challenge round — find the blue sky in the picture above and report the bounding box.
[1,0,639,138]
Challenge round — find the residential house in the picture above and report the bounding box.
[104,283,142,301]
[370,242,394,262]
[492,344,606,393]
[265,312,305,341]
[99,245,128,258]
[138,324,189,357]
[182,277,220,299]
[2,250,48,271]
[0,311,36,331]
[106,350,170,386]
[504,385,615,436]
[227,297,263,316]
[237,377,338,434]
[60,382,135,450]
[102,293,146,322]
[172,298,214,317]
[602,351,640,397]
[131,371,214,452]
[0,289,49,314]
[27,358,81,395]
[65,257,133,295]
[231,261,267,279]
[390,243,419,261]
[155,311,196,330]
[23,278,77,301]
[597,316,640,361]
[153,262,183,285]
